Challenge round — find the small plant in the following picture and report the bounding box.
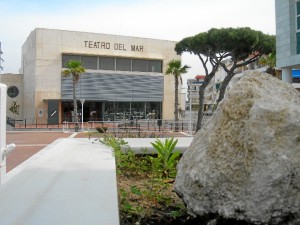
[9,101,20,119]
[150,137,180,178]
[95,126,107,133]
[100,135,148,175]
[102,134,186,223]
[83,131,98,139]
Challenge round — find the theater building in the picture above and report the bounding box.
[18,28,180,124]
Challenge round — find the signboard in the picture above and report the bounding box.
[84,41,144,52]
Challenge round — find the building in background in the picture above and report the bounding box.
[186,58,268,116]
[275,0,300,90]
[1,28,180,124]
[0,74,23,120]
[186,75,217,115]
[0,42,3,73]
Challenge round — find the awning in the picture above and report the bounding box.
[292,70,300,78]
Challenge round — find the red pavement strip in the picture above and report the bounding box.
[5,131,189,172]
[6,132,72,172]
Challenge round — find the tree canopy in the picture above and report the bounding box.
[175,27,275,132]
[176,27,275,67]
[62,60,86,82]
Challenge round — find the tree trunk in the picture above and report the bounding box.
[195,70,218,133]
[174,77,179,132]
[195,85,205,132]
[72,77,79,131]
[217,72,235,104]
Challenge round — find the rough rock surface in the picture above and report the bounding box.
[175,71,300,225]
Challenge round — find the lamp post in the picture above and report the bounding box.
[80,99,85,132]
[189,91,192,135]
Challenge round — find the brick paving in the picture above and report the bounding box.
[6,132,71,172]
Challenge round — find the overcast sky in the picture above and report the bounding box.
[0,0,276,86]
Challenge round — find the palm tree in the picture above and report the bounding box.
[259,52,281,79]
[62,60,85,131]
[166,59,190,132]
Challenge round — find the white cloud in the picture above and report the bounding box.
[1,0,276,84]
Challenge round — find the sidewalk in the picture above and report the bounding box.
[0,138,120,225]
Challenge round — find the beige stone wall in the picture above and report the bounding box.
[0,74,23,119]
[21,29,37,121]
[22,28,180,122]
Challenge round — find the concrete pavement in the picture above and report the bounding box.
[1,132,194,225]
[0,138,120,225]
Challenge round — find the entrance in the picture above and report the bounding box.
[48,100,59,125]
[81,102,102,122]
[62,101,103,122]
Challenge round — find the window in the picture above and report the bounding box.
[148,60,162,73]
[116,58,131,71]
[62,54,163,73]
[7,86,19,98]
[81,56,97,70]
[99,57,115,70]
[297,1,300,54]
[62,55,80,68]
[132,59,148,72]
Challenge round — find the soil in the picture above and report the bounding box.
[117,172,193,225]
[116,170,254,225]
[104,134,255,225]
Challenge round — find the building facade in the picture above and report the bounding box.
[0,74,23,119]
[186,75,218,113]
[275,0,300,90]
[18,28,180,124]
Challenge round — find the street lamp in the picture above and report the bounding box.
[80,99,85,132]
[189,90,192,135]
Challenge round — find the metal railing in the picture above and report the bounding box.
[62,118,208,134]
[7,118,63,129]
[7,116,212,133]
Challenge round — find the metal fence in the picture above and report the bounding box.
[7,117,63,129]
[7,117,212,134]
[62,118,212,134]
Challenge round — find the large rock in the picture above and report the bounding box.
[175,71,300,225]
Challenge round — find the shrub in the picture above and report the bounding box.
[95,126,107,133]
[150,137,180,178]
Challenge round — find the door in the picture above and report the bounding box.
[48,100,59,125]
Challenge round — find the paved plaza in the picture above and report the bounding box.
[6,131,72,172]
[2,131,192,225]
[6,130,191,172]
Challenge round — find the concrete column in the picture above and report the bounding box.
[282,67,293,83]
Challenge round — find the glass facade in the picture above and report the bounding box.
[81,56,97,70]
[297,1,300,54]
[61,54,163,122]
[62,54,162,73]
[116,58,131,71]
[104,102,161,121]
[62,101,161,122]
